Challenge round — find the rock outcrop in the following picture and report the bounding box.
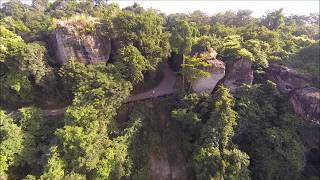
[266,64,311,93]
[290,87,320,123]
[191,48,226,93]
[224,58,253,92]
[50,15,111,65]
[266,64,320,122]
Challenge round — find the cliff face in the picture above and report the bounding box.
[267,64,311,93]
[50,16,111,65]
[267,64,320,122]
[290,87,320,123]
[224,58,253,92]
[191,49,226,93]
[191,59,225,93]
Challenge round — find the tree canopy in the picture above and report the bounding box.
[0,1,318,179]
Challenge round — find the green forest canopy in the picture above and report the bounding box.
[0,0,319,179]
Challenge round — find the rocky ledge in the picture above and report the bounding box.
[267,64,320,122]
[224,58,254,92]
[49,15,111,65]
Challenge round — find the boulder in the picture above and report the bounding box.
[192,59,225,93]
[266,63,320,122]
[50,16,111,65]
[266,64,311,93]
[224,58,253,92]
[191,48,225,93]
[290,87,320,123]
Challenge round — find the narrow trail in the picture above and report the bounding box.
[42,107,67,117]
[42,64,177,116]
[127,64,177,102]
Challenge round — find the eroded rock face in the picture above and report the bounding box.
[266,64,311,93]
[290,87,320,123]
[192,59,225,93]
[50,18,111,65]
[191,48,226,93]
[224,58,253,92]
[266,64,320,122]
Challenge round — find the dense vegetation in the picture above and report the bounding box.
[0,0,319,179]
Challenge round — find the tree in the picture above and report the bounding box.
[286,42,320,85]
[220,35,242,59]
[181,56,211,86]
[115,45,152,84]
[94,0,108,6]
[20,42,50,84]
[200,85,238,150]
[261,9,285,30]
[112,9,170,69]
[235,81,305,180]
[40,146,65,180]
[57,59,135,178]
[169,20,193,55]
[17,107,45,173]
[0,26,25,62]
[48,0,94,19]
[250,128,305,180]
[172,88,250,179]
[235,10,254,27]
[194,86,249,180]
[0,17,31,36]
[191,35,220,55]
[193,147,250,180]
[32,0,49,11]
[243,39,269,68]
[0,110,24,179]
[189,10,211,36]
[1,0,31,20]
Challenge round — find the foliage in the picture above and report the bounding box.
[0,17,31,35]
[48,0,94,19]
[261,9,285,30]
[172,87,250,179]
[0,2,318,179]
[115,45,152,84]
[16,107,45,171]
[112,9,170,69]
[0,110,23,179]
[0,27,51,107]
[286,42,320,85]
[169,20,193,55]
[1,0,32,20]
[0,26,25,62]
[182,56,212,84]
[57,59,135,178]
[243,39,269,68]
[32,0,49,12]
[40,146,65,180]
[203,86,238,150]
[191,35,221,55]
[20,42,51,84]
[235,81,305,180]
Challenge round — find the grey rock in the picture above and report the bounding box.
[50,19,111,65]
[224,58,253,92]
[290,87,320,123]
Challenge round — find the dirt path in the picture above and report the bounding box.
[42,107,67,117]
[128,64,177,102]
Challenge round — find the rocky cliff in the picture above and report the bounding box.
[224,58,254,92]
[267,64,320,122]
[266,64,311,93]
[49,15,111,65]
[191,48,226,93]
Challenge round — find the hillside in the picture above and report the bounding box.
[0,1,319,180]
